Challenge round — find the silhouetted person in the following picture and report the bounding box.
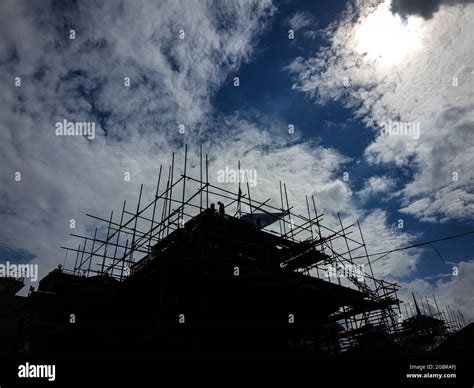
[217,201,225,216]
[210,203,216,215]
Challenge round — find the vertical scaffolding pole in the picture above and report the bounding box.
[237,160,241,217]
[150,167,162,248]
[425,296,433,317]
[338,213,354,265]
[62,249,68,269]
[440,309,450,331]
[79,238,88,275]
[100,210,114,275]
[87,228,98,276]
[114,201,127,268]
[206,153,209,208]
[246,173,252,215]
[181,144,187,226]
[305,195,314,241]
[120,239,129,280]
[446,304,457,330]
[456,311,463,327]
[306,195,319,278]
[456,310,464,329]
[167,153,175,235]
[283,183,294,241]
[311,196,325,255]
[460,311,467,326]
[432,294,441,317]
[357,220,377,293]
[132,185,143,262]
[73,244,81,276]
[420,298,427,315]
[200,145,203,212]
[329,238,339,285]
[160,168,171,239]
[453,309,461,330]
[279,181,286,236]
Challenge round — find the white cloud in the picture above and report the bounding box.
[354,209,420,278]
[288,10,315,32]
[398,260,474,320]
[359,175,396,199]
[287,0,474,223]
[286,0,474,316]
[0,0,276,280]
[0,0,431,311]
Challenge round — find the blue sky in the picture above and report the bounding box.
[0,0,473,317]
[214,0,473,284]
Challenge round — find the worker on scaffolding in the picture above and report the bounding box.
[210,203,216,215]
[217,201,225,216]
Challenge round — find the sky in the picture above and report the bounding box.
[0,0,473,319]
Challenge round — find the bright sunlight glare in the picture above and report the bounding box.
[354,1,424,67]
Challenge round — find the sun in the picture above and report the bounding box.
[354,0,424,67]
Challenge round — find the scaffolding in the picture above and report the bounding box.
[59,146,468,354]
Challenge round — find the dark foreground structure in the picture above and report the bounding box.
[0,149,471,360]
